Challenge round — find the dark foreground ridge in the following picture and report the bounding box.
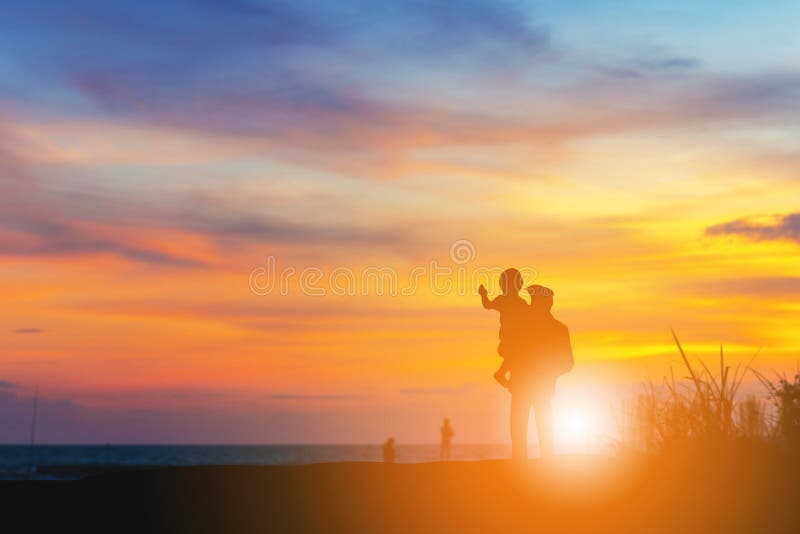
[4,446,799,533]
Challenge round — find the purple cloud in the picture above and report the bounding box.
[639,57,702,71]
[400,383,479,396]
[264,393,359,401]
[706,213,800,244]
[684,276,800,298]
[1,132,409,266]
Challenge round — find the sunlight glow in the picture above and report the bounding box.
[553,401,604,455]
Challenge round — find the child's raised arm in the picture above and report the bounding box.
[478,285,498,310]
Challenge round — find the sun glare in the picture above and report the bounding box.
[553,401,604,455]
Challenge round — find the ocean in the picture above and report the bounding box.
[0,444,513,480]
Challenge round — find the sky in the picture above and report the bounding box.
[1,0,799,445]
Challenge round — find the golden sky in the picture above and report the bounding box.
[1,0,799,444]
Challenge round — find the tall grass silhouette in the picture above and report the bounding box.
[621,330,767,451]
[752,365,800,445]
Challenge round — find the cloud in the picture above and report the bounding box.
[638,57,702,71]
[2,0,800,271]
[169,192,409,247]
[698,73,800,119]
[0,215,208,268]
[67,299,483,338]
[13,328,44,334]
[5,0,548,70]
[0,130,209,267]
[2,225,208,268]
[0,380,18,389]
[1,127,409,265]
[400,383,479,396]
[3,1,798,176]
[263,393,359,401]
[2,0,549,114]
[57,69,800,174]
[0,0,552,172]
[683,277,800,298]
[706,213,800,244]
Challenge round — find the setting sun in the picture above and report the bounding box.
[553,401,605,455]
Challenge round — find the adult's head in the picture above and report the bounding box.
[499,268,523,296]
[529,284,554,314]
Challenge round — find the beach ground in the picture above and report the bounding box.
[3,446,798,533]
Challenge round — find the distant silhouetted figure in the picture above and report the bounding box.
[383,437,396,463]
[479,268,529,389]
[509,284,573,461]
[440,419,454,461]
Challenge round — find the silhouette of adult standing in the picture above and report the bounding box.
[510,285,573,461]
[440,418,454,461]
[383,437,396,463]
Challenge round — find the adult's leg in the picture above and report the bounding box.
[532,396,554,459]
[510,392,531,461]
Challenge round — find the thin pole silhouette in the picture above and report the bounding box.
[26,387,39,480]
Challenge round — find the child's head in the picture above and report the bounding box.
[499,268,523,295]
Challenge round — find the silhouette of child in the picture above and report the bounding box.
[479,268,529,389]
